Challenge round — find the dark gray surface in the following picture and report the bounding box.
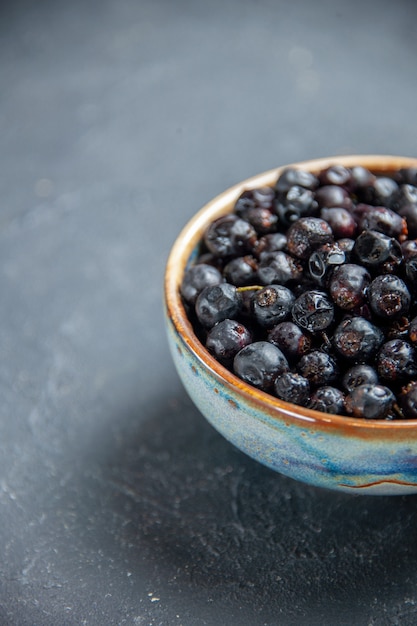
[1,1,417,624]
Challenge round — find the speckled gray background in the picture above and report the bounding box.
[1,0,417,624]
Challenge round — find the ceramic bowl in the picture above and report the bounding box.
[164,155,417,495]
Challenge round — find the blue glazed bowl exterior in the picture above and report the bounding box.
[164,155,417,495]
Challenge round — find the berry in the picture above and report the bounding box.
[268,321,312,362]
[319,207,357,239]
[181,263,223,305]
[251,285,295,328]
[345,384,395,419]
[405,257,417,287]
[286,217,334,260]
[393,184,417,211]
[292,290,334,333]
[319,165,352,188]
[297,350,338,385]
[401,239,417,260]
[308,242,346,286]
[233,341,288,391]
[336,238,355,259]
[367,274,410,319]
[342,364,379,393]
[395,168,417,186]
[385,316,410,340]
[275,185,318,226]
[255,232,287,258]
[204,214,257,257]
[223,255,258,286]
[353,229,403,272]
[377,339,417,382]
[352,204,407,240]
[333,316,384,361]
[315,185,351,209]
[234,187,275,213]
[206,319,252,366]
[398,203,417,239]
[274,372,310,406]
[195,283,241,328]
[257,251,303,285]
[328,263,370,311]
[409,316,417,345]
[350,165,375,191]
[309,386,345,414]
[399,381,417,418]
[242,207,278,234]
[275,167,319,195]
[359,176,399,207]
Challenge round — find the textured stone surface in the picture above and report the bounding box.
[1,0,417,624]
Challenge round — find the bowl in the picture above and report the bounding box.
[164,155,417,495]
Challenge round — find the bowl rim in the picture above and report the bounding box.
[165,154,417,431]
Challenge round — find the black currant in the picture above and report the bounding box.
[344,384,395,419]
[195,283,241,328]
[233,341,288,391]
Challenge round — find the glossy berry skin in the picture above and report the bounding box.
[268,321,312,362]
[367,275,411,319]
[352,229,403,272]
[377,339,417,382]
[409,316,417,345]
[308,242,346,286]
[239,207,278,234]
[205,319,253,367]
[398,203,417,239]
[257,251,303,285]
[405,257,417,287]
[333,316,384,361]
[275,167,319,195]
[195,283,241,328]
[336,238,355,260]
[344,384,395,419]
[292,290,334,333]
[315,185,352,209]
[401,239,417,260]
[255,232,287,258]
[385,316,410,341]
[318,165,352,188]
[342,364,379,393]
[352,204,407,240]
[359,176,399,208]
[297,350,338,385]
[399,381,417,418]
[234,187,275,213]
[223,255,258,286]
[350,165,376,191]
[275,185,318,226]
[251,285,295,328]
[393,184,417,211]
[396,168,417,186]
[319,207,357,239]
[328,263,371,311]
[274,372,310,406]
[233,341,288,391]
[181,263,223,305]
[286,217,334,260]
[204,214,257,258]
[309,386,345,414]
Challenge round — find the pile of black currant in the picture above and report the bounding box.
[180,163,417,419]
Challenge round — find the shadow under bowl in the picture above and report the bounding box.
[164,155,417,495]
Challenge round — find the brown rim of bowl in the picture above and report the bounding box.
[165,154,417,430]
